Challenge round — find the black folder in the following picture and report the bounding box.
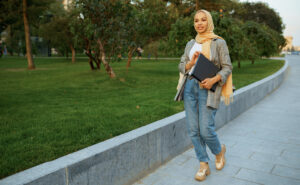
[190,54,220,92]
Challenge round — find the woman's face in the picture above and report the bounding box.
[194,12,208,33]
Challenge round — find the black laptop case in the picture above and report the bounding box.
[190,54,220,92]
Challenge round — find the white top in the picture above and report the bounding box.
[188,42,202,75]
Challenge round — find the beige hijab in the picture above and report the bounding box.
[195,10,233,105]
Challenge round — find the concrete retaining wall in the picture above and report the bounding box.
[0,59,289,185]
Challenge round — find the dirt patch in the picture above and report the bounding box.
[5,68,55,72]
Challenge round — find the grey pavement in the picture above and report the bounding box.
[132,55,300,185]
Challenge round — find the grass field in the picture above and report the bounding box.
[0,57,284,178]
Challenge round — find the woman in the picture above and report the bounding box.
[175,10,233,181]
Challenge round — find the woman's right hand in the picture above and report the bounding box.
[185,51,201,71]
[190,51,201,66]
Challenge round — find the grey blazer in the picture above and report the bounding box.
[174,38,233,109]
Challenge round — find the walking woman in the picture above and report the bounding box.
[175,9,233,181]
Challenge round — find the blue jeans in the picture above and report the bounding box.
[183,77,222,162]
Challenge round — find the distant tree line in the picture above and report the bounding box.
[0,0,286,75]
[162,0,286,68]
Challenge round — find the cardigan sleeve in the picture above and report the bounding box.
[178,41,192,75]
[216,39,233,86]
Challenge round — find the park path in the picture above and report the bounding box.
[132,55,300,185]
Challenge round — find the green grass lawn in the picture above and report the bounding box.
[0,57,284,178]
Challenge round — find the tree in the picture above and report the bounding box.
[70,12,100,70]
[0,0,23,56]
[127,0,171,64]
[267,26,286,54]
[71,0,135,78]
[232,2,285,34]
[241,21,267,64]
[39,2,76,63]
[122,6,140,68]
[241,21,281,63]
[0,0,19,34]
[212,12,251,68]
[162,0,234,18]
[4,23,25,56]
[0,0,52,68]
[23,0,35,69]
[167,16,195,56]
[162,0,195,18]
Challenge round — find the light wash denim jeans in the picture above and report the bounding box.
[183,77,222,162]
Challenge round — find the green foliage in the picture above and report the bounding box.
[265,26,286,53]
[138,0,171,42]
[0,0,20,33]
[167,16,195,56]
[123,0,172,57]
[166,11,255,63]
[1,0,286,60]
[71,0,133,58]
[0,0,54,56]
[232,1,285,34]
[212,12,249,63]
[165,9,285,64]
[0,0,53,31]
[4,24,26,56]
[241,21,275,58]
[39,1,75,56]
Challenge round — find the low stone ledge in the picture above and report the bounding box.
[215,58,289,129]
[0,59,288,185]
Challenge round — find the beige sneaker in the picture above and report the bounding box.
[195,162,211,181]
[215,144,226,170]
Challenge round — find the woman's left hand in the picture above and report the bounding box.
[201,78,215,89]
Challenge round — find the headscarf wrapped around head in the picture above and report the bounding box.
[194,9,221,58]
[195,10,216,39]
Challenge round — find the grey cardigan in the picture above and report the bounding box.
[175,38,233,109]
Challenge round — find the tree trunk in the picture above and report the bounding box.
[23,0,35,70]
[8,25,14,56]
[70,44,76,63]
[66,48,69,59]
[95,52,101,69]
[84,38,97,70]
[97,38,116,78]
[96,60,101,69]
[251,59,255,64]
[196,0,199,10]
[127,46,136,69]
[47,40,51,57]
[85,50,96,70]
[89,59,94,69]
[108,48,113,63]
[238,60,241,68]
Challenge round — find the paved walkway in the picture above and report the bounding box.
[133,55,300,185]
